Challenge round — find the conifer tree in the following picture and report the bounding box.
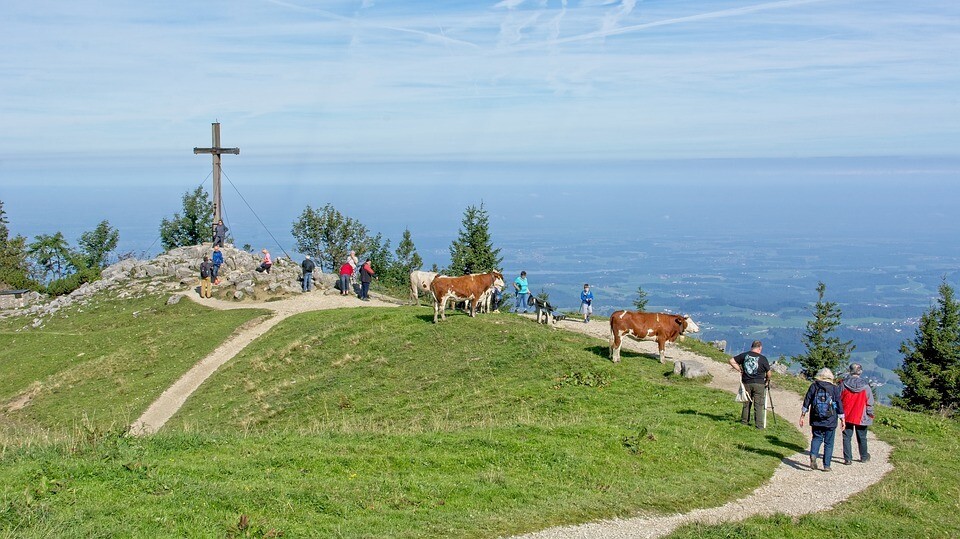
[633,286,649,311]
[447,202,502,276]
[893,281,960,414]
[791,281,855,378]
[0,201,33,289]
[390,228,422,283]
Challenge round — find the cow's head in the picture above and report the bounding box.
[681,315,700,334]
[491,271,505,290]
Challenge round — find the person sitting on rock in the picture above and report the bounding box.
[255,249,272,273]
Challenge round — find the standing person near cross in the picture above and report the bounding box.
[728,340,771,429]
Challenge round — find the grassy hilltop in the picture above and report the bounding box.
[0,291,958,538]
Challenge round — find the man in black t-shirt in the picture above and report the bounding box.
[728,340,771,428]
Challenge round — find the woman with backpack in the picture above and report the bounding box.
[799,368,845,472]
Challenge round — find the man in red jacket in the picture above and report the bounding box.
[840,363,875,465]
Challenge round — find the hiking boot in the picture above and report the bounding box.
[809,456,818,470]
[862,455,871,463]
[843,459,852,465]
[823,467,832,472]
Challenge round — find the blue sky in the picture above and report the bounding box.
[2,0,959,164]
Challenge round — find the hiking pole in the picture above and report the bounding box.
[766,380,777,427]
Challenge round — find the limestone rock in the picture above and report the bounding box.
[678,360,710,379]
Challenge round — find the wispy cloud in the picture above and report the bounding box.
[0,0,957,161]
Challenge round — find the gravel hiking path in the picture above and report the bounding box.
[509,316,893,539]
[130,295,893,538]
[129,290,399,435]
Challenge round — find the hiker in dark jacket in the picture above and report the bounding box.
[359,259,374,301]
[213,220,228,247]
[199,256,214,299]
[301,255,316,292]
[840,363,875,465]
[799,368,845,472]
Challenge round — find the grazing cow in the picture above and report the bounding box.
[409,270,439,305]
[430,272,505,323]
[609,311,701,363]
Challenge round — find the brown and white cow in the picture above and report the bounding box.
[430,272,504,323]
[409,270,438,305]
[609,311,701,363]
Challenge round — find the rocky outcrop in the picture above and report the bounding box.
[0,243,337,326]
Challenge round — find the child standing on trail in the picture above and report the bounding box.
[580,283,594,323]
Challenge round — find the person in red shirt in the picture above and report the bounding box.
[840,363,875,465]
[339,261,354,296]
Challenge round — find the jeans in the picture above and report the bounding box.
[842,424,870,462]
[516,292,529,313]
[360,281,370,299]
[811,426,837,468]
[302,271,312,292]
[740,382,766,428]
[212,264,221,280]
[340,274,350,294]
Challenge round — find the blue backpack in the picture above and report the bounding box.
[812,385,836,421]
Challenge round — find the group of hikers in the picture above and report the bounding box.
[510,270,594,322]
[730,340,875,472]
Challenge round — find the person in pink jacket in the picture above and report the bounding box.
[840,363,875,465]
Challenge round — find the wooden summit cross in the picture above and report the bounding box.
[193,122,240,230]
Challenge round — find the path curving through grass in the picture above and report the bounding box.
[130,290,893,538]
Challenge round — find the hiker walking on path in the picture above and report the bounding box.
[212,219,228,248]
[301,255,316,292]
[580,283,594,323]
[840,363,875,465]
[359,259,375,301]
[255,249,272,273]
[211,246,224,285]
[728,340,771,429]
[339,261,354,296]
[199,255,213,299]
[800,368,845,472]
[514,271,529,314]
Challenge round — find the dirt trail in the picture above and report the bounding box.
[128,291,399,435]
[510,317,893,539]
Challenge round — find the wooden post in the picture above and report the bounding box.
[194,122,240,237]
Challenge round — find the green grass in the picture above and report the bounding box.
[668,405,960,538]
[0,304,804,538]
[0,295,269,440]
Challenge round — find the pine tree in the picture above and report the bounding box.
[448,202,502,276]
[791,281,856,378]
[0,201,34,289]
[893,281,960,414]
[389,228,423,285]
[633,286,649,311]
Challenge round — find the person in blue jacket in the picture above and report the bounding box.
[211,245,224,285]
[580,283,594,323]
[799,368,845,472]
